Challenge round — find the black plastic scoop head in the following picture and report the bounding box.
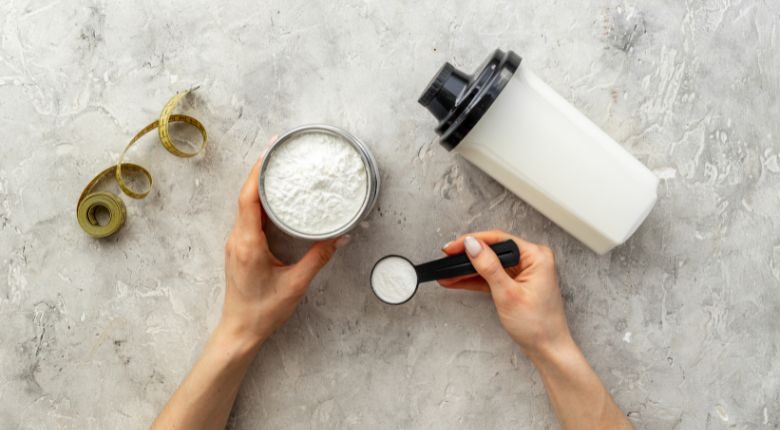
[370,240,520,305]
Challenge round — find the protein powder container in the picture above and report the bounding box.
[259,124,380,240]
[418,49,658,254]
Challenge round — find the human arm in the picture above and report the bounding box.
[439,231,633,430]
[149,156,349,430]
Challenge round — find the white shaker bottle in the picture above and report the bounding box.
[418,49,658,254]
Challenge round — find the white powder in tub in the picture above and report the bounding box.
[263,133,367,235]
[371,256,418,304]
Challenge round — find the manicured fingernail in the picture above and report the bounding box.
[335,235,351,248]
[442,241,453,251]
[464,236,481,257]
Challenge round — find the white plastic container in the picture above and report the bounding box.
[418,50,658,254]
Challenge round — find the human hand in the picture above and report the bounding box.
[438,230,571,359]
[220,156,350,348]
[440,231,635,430]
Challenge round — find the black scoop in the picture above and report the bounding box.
[371,240,521,305]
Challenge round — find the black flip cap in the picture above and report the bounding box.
[418,49,521,150]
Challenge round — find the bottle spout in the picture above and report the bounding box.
[418,63,471,121]
[417,50,521,150]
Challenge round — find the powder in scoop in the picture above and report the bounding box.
[371,256,418,304]
[263,133,367,235]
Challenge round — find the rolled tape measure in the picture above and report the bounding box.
[77,89,208,238]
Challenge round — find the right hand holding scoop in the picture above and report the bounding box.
[439,230,572,360]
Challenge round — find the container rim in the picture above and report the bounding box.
[258,124,379,241]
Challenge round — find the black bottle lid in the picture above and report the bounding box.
[418,49,521,150]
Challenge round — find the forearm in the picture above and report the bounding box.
[150,323,262,430]
[528,336,633,430]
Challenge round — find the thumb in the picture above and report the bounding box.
[291,235,351,284]
[464,236,514,292]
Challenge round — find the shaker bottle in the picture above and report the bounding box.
[418,49,658,254]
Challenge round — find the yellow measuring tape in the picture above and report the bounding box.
[77,89,208,238]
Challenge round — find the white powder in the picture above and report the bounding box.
[263,133,368,235]
[371,256,418,304]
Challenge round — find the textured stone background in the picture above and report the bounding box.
[1,0,778,428]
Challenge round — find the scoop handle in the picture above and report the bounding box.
[415,240,520,283]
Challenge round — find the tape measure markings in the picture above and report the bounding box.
[77,89,208,238]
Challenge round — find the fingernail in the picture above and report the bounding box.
[442,241,453,251]
[335,235,351,249]
[464,236,482,257]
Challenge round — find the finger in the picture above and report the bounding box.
[437,273,480,286]
[237,136,278,231]
[437,258,522,286]
[442,230,535,255]
[463,236,515,292]
[443,230,538,273]
[437,278,490,293]
[236,156,264,230]
[442,230,511,254]
[290,235,350,285]
[439,232,514,285]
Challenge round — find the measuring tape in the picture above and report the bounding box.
[77,89,208,238]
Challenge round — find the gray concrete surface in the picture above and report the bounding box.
[1,0,778,428]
